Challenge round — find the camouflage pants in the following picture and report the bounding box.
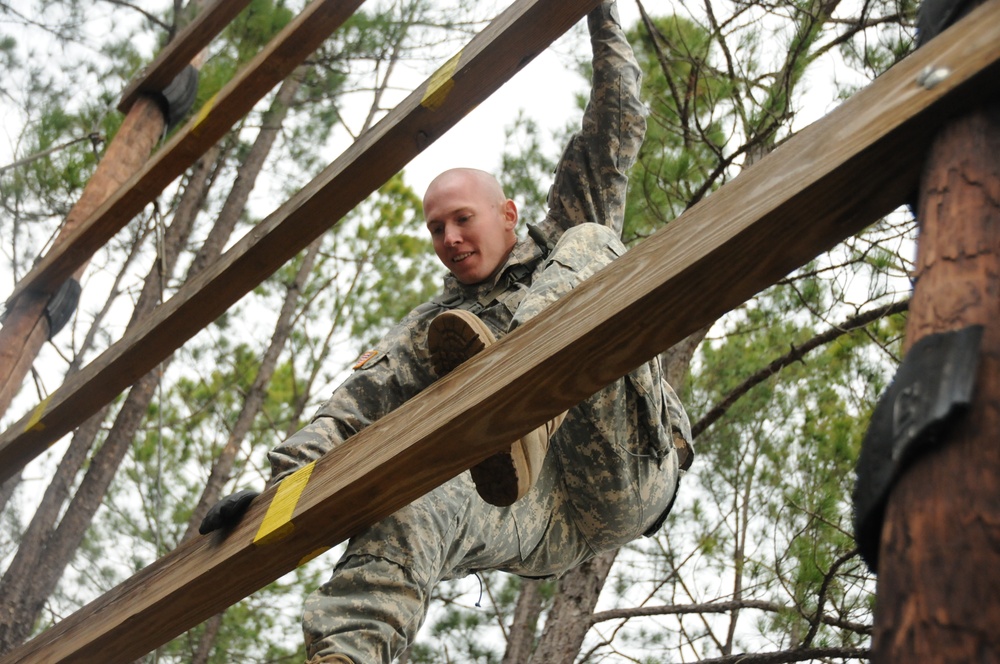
[304,224,682,663]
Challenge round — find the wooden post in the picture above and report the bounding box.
[0,0,253,419]
[0,96,165,418]
[872,102,1000,658]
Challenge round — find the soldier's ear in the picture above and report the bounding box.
[503,199,518,230]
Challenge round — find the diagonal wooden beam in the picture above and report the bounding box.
[0,0,605,484]
[4,0,366,307]
[117,0,254,113]
[1,3,998,662]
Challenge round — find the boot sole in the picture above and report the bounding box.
[427,310,493,377]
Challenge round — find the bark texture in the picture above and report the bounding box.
[873,103,1000,661]
[529,550,617,664]
[503,579,545,664]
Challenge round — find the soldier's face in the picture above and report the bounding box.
[424,170,518,285]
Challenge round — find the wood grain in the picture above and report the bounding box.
[1,3,998,662]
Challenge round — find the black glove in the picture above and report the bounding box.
[199,488,260,534]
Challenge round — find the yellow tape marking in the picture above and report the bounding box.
[421,51,461,111]
[191,92,218,135]
[254,462,315,547]
[298,546,331,567]
[25,395,52,433]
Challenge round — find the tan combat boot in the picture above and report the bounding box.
[428,309,565,506]
[307,655,354,664]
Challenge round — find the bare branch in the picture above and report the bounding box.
[802,547,864,647]
[0,134,103,176]
[100,0,171,32]
[636,2,691,144]
[591,597,871,635]
[692,298,909,438]
[697,646,869,663]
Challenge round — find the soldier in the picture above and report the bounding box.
[201,2,692,662]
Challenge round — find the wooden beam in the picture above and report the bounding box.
[117,0,254,113]
[0,0,605,483]
[1,4,998,662]
[4,0,366,307]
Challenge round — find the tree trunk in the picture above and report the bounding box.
[190,614,224,664]
[0,151,207,589]
[0,475,19,522]
[0,143,218,654]
[0,410,106,650]
[170,73,308,662]
[182,235,320,544]
[529,550,618,664]
[661,326,709,394]
[178,70,305,545]
[0,63,304,653]
[0,224,151,518]
[872,103,1000,661]
[187,70,304,278]
[518,330,704,663]
[503,579,545,664]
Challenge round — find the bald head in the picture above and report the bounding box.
[423,168,506,210]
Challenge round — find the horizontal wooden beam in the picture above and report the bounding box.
[117,0,253,113]
[2,3,999,662]
[5,0,365,307]
[0,0,604,484]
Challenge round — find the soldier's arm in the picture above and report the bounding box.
[200,357,409,532]
[266,376,378,486]
[530,0,646,247]
[268,320,434,485]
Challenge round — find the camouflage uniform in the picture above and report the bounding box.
[268,4,692,662]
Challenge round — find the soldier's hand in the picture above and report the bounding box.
[199,488,260,534]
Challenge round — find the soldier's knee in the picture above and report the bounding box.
[549,224,625,270]
[560,222,620,248]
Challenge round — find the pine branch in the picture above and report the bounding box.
[692,298,909,438]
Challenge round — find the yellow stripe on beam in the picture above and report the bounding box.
[25,395,52,433]
[254,462,315,546]
[421,51,461,110]
[190,91,218,136]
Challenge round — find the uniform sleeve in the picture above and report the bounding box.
[267,314,436,485]
[532,1,646,246]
